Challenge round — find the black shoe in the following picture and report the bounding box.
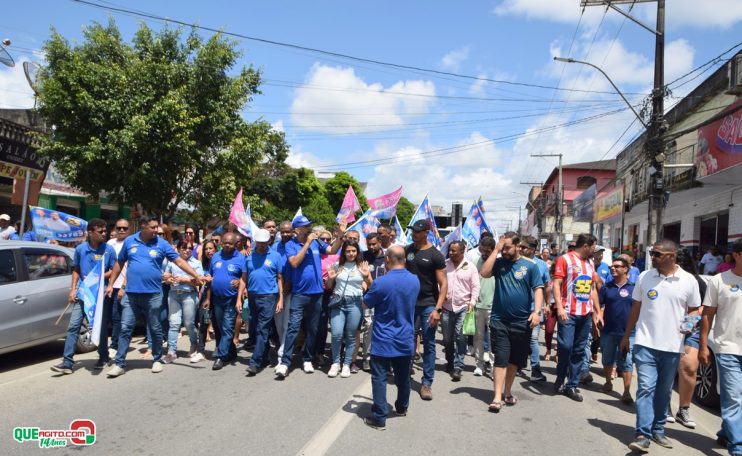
[579,373,594,384]
[628,436,651,453]
[564,387,583,402]
[531,370,547,382]
[362,360,371,372]
[245,364,257,376]
[553,381,565,394]
[651,433,673,449]
[451,368,462,382]
[50,363,72,375]
[395,408,407,417]
[363,417,386,431]
[94,359,112,370]
[212,359,224,371]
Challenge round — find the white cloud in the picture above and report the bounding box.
[0,57,36,109]
[493,0,609,26]
[289,64,436,134]
[271,120,284,133]
[285,145,332,169]
[440,46,470,72]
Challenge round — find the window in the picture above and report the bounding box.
[576,176,597,189]
[0,250,17,284]
[24,250,71,280]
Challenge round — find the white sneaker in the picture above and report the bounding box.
[190,352,205,363]
[163,353,178,364]
[473,367,483,376]
[275,364,288,378]
[483,352,491,363]
[328,363,340,377]
[151,361,163,373]
[340,365,351,378]
[107,365,125,377]
[108,348,117,359]
[303,361,315,374]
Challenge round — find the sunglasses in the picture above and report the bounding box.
[649,250,669,258]
[320,237,331,242]
[115,226,128,231]
[610,264,627,269]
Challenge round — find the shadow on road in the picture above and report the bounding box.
[0,340,65,373]
[449,386,491,404]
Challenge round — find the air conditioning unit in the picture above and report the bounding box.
[728,54,742,95]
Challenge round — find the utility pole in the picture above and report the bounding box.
[531,154,563,250]
[507,206,523,235]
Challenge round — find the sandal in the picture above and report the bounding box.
[488,401,502,413]
[504,395,518,406]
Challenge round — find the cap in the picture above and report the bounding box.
[596,245,606,252]
[408,219,431,232]
[292,215,312,228]
[0,214,10,221]
[253,228,271,243]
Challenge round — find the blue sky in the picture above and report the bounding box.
[2,0,741,230]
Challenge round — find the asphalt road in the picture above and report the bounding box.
[0,330,726,456]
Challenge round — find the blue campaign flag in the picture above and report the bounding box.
[392,215,407,246]
[29,206,87,242]
[461,199,493,247]
[77,253,106,346]
[405,195,441,247]
[439,224,463,257]
[346,210,380,251]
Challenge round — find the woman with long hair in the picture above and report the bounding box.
[195,240,217,358]
[325,240,372,378]
[163,240,204,363]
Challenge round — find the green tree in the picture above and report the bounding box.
[395,196,416,227]
[36,20,280,220]
[323,171,368,218]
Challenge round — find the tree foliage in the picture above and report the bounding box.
[323,171,368,218]
[395,196,416,227]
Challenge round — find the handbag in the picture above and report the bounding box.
[462,309,476,336]
[328,265,351,309]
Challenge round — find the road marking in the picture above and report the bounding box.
[297,376,372,456]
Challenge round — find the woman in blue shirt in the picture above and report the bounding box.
[325,240,372,378]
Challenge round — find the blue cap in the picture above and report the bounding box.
[292,215,312,228]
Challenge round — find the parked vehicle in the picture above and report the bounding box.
[694,330,720,408]
[0,241,97,355]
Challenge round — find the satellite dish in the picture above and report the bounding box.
[0,42,14,67]
[23,61,42,95]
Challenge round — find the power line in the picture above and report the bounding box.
[667,39,742,89]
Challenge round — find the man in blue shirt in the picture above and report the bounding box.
[519,235,551,382]
[105,216,203,377]
[273,221,294,363]
[51,219,116,375]
[362,245,420,430]
[595,246,612,285]
[239,229,284,376]
[275,215,345,378]
[480,232,544,412]
[204,232,246,371]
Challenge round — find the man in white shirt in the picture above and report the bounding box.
[700,247,724,275]
[699,238,742,456]
[621,239,701,453]
[0,214,16,240]
[103,219,130,360]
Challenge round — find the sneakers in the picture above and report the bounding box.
[340,365,352,378]
[483,352,491,364]
[50,363,73,375]
[651,433,673,448]
[530,370,547,382]
[473,367,483,376]
[245,364,258,376]
[419,385,433,401]
[666,405,676,423]
[151,361,163,373]
[108,348,117,359]
[362,360,371,371]
[451,368,462,382]
[163,353,178,364]
[628,436,651,453]
[675,407,696,429]
[564,387,584,402]
[189,352,205,363]
[93,359,112,370]
[212,359,224,371]
[363,417,386,431]
[303,361,315,374]
[328,363,340,378]
[579,373,594,384]
[107,365,125,377]
[275,363,288,378]
[350,363,360,374]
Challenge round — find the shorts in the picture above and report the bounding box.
[684,332,700,349]
[600,334,633,372]
[489,319,532,369]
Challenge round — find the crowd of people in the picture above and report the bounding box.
[25,213,740,454]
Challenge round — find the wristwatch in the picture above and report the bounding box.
[435,307,443,314]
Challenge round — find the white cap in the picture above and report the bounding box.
[253,228,271,243]
[0,214,10,221]
[596,245,606,252]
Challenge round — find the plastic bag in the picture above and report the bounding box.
[462,309,476,336]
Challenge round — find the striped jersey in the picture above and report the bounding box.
[554,251,598,316]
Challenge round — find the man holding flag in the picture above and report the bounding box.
[51,219,116,375]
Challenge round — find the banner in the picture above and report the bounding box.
[228,188,260,238]
[367,185,403,219]
[573,184,596,223]
[461,199,493,247]
[695,98,742,178]
[392,215,407,246]
[29,206,87,242]
[593,186,624,223]
[77,253,106,346]
[292,207,303,225]
[346,210,380,251]
[439,224,463,257]
[405,195,441,247]
[335,185,362,222]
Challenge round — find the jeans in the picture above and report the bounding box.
[61,300,85,368]
[441,309,467,370]
[116,292,163,368]
[315,292,331,360]
[275,293,291,359]
[248,293,278,368]
[414,305,437,386]
[556,313,592,389]
[103,290,123,351]
[167,290,198,354]
[530,319,542,373]
[281,293,322,366]
[360,308,374,363]
[329,296,362,366]
[212,296,237,361]
[634,344,681,438]
[581,332,593,377]
[716,353,742,454]
[371,355,412,425]
[474,308,491,370]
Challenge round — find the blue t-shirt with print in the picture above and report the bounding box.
[598,281,635,336]
[118,233,178,293]
[285,238,330,295]
[491,257,545,324]
[597,262,612,285]
[73,241,117,288]
[246,250,285,294]
[209,250,246,299]
[363,269,420,357]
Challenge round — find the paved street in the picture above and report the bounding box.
[1,331,725,456]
